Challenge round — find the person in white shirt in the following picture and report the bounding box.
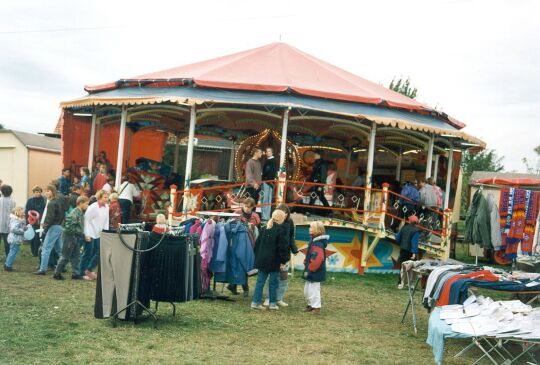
[117,176,140,224]
[80,190,109,280]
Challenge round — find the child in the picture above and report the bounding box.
[4,207,27,271]
[251,209,289,310]
[396,215,421,289]
[152,214,169,234]
[54,196,90,280]
[303,221,329,314]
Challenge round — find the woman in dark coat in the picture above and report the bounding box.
[251,210,289,310]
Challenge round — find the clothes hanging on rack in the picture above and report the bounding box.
[212,220,255,286]
[499,188,540,257]
[199,219,216,292]
[144,232,201,302]
[486,193,502,251]
[464,189,491,248]
[94,230,151,320]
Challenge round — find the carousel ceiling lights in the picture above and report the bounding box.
[460,142,480,147]
[353,148,367,153]
[73,112,92,117]
[403,149,420,155]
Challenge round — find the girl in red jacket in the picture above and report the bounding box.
[303,221,329,314]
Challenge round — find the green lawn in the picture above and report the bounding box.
[0,244,514,365]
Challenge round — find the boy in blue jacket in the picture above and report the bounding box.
[303,221,329,314]
[396,215,421,289]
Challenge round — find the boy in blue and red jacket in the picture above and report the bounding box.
[303,221,329,314]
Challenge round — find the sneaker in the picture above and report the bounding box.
[251,303,266,310]
[71,275,84,280]
[226,284,239,295]
[304,306,313,312]
[82,275,92,281]
[311,308,321,315]
[53,273,65,280]
[268,304,279,310]
[277,300,289,307]
[32,270,46,275]
[263,299,269,307]
[4,265,13,272]
[397,284,404,290]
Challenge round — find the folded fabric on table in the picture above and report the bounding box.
[427,307,470,365]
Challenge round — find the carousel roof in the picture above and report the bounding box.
[81,43,464,130]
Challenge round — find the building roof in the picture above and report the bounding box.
[1,129,61,152]
[83,43,464,130]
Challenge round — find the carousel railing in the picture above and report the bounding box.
[386,189,451,259]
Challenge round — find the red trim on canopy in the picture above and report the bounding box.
[474,178,540,186]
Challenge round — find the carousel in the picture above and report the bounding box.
[58,42,485,273]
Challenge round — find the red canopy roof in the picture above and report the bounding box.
[85,42,465,129]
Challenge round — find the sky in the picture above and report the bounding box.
[0,0,538,172]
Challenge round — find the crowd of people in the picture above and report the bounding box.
[1,150,331,313]
[0,152,141,282]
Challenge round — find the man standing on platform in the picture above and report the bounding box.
[245,147,263,204]
[261,147,277,221]
[308,151,330,209]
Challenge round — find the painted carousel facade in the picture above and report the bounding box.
[59,43,485,273]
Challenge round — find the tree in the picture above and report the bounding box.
[389,77,418,99]
[460,149,504,214]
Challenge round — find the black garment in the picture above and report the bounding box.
[262,157,277,182]
[118,199,132,224]
[311,159,328,184]
[308,187,330,208]
[281,218,298,261]
[398,224,420,252]
[25,196,46,219]
[254,224,289,272]
[244,186,260,204]
[29,230,40,256]
[391,202,417,231]
[43,198,65,231]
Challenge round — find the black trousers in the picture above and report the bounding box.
[245,186,260,203]
[0,233,9,258]
[30,225,40,256]
[308,187,330,209]
[397,249,413,284]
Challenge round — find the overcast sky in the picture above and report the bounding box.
[1,0,538,172]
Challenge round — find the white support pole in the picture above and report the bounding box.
[115,107,127,189]
[395,148,402,182]
[279,108,290,171]
[173,132,180,173]
[433,154,440,182]
[183,105,197,213]
[443,145,454,209]
[363,122,376,222]
[87,111,97,170]
[345,149,352,184]
[425,134,434,179]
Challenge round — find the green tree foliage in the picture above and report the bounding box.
[389,77,418,99]
[460,149,504,214]
[535,145,540,156]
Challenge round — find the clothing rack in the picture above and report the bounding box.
[111,224,158,328]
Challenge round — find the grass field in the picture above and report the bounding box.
[0,243,521,365]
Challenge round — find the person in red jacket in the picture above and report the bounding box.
[303,221,329,314]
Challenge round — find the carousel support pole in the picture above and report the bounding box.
[125,128,133,171]
[395,148,402,182]
[87,110,97,170]
[169,184,177,226]
[276,107,290,204]
[182,105,197,215]
[345,149,352,184]
[425,134,434,179]
[115,107,127,189]
[94,119,101,164]
[443,144,454,210]
[363,122,376,225]
[173,132,180,174]
[433,154,439,183]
